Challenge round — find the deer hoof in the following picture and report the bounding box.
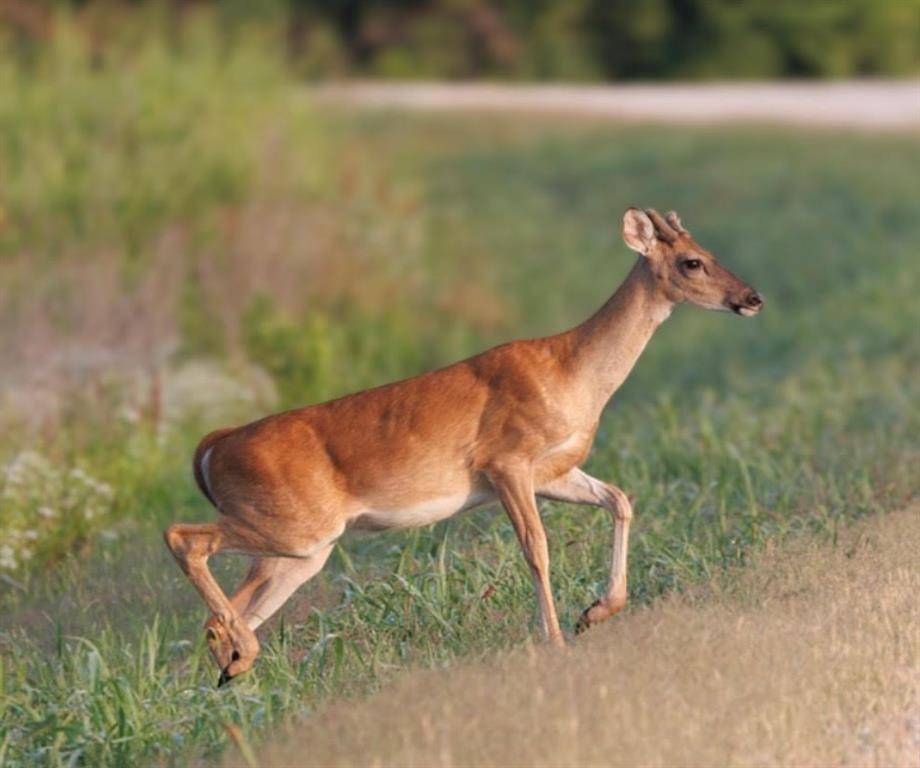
[575,599,603,635]
[205,616,259,682]
[216,649,254,688]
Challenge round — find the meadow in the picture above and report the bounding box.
[1,24,919,767]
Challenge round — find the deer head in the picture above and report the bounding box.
[622,207,763,316]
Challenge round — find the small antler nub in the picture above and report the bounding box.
[644,209,679,244]
[665,210,686,234]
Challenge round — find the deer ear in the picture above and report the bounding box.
[622,207,656,255]
[665,210,686,234]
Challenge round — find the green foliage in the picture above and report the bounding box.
[324,0,920,79]
[242,296,335,407]
[179,268,229,361]
[0,11,288,259]
[5,1,918,83]
[241,296,487,409]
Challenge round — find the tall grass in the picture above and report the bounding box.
[1,17,918,766]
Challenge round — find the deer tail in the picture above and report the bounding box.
[192,427,235,509]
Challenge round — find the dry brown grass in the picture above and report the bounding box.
[248,506,920,768]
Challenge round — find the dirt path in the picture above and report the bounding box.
[314,80,920,130]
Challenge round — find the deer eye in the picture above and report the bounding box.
[682,258,702,271]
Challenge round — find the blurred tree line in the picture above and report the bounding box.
[3,0,919,79]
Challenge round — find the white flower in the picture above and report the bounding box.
[0,451,116,571]
[6,451,51,477]
[93,481,113,499]
[69,468,91,483]
[0,544,16,571]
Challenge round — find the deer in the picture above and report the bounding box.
[165,207,763,685]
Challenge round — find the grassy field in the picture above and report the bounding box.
[1,29,919,767]
[255,504,920,768]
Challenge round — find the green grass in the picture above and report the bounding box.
[1,39,918,765]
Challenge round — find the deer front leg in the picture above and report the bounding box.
[537,467,633,634]
[488,463,565,647]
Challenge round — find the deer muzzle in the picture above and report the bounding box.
[729,289,764,317]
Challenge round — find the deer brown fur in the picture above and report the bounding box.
[165,207,763,684]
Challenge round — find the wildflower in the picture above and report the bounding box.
[0,544,16,571]
[93,480,114,499]
[69,468,90,483]
[0,451,115,572]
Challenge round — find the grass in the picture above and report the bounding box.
[1,24,918,766]
[254,504,920,768]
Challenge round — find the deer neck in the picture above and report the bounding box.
[567,256,673,419]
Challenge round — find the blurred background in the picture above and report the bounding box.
[0,2,918,766]
[4,0,919,79]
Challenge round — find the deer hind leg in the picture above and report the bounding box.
[537,467,633,634]
[229,546,335,632]
[163,521,260,685]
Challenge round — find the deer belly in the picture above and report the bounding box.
[350,489,493,531]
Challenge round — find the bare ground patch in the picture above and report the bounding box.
[245,505,920,768]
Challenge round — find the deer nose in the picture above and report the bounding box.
[745,291,763,309]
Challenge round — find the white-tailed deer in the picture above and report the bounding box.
[165,207,763,684]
